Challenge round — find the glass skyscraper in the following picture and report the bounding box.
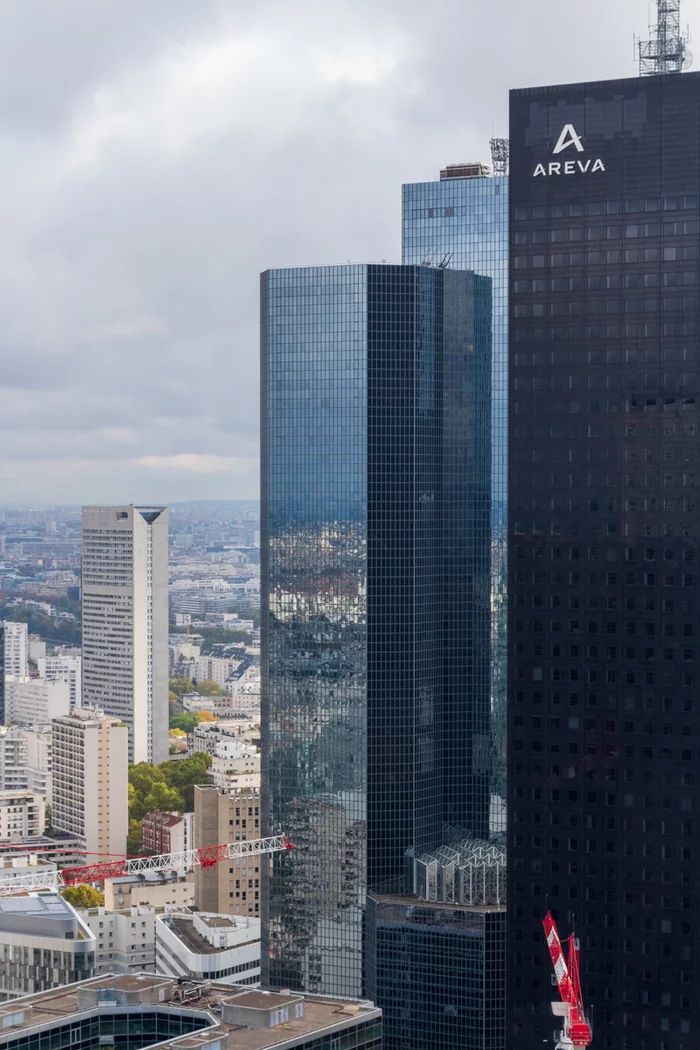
[508,71,700,1049]
[261,262,494,1039]
[403,172,509,833]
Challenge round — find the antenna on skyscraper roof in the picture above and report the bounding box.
[490,138,509,177]
[637,0,692,75]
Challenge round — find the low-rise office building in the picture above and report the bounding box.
[78,906,156,975]
[155,910,261,986]
[103,871,195,911]
[0,892,95,1000]
[0,973,382,1050]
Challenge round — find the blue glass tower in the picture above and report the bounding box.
[261,263,493,1017]
[403,171,509,833]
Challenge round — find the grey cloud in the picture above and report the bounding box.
[0,0,680,501]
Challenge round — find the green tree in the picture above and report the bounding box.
[169,712,201,734]
[142,781,183,816]
[196,679,226,696]
[127,819,144,856]
[61,885,105,908]
[128,763,169,820]
[169,677,194,697]
[161,753,212,811]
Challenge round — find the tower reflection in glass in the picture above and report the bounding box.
[403,174,508,833]
[261,264,492,998]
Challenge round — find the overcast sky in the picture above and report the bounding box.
[0,0,688,504]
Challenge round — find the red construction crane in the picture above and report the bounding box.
[542,911,593,1050]
[0,834,293,896]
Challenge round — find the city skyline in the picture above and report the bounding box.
[0,0,675,503]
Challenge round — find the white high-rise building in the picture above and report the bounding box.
[51,707,128,859]
[4,678,70,725]
[38,650,82,708]
[3,622,28,678]
[81,506,169,763]
[0,725,52,801]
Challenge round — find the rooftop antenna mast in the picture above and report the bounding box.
[638,0,692,75]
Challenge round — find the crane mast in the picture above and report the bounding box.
[0,834,293,896]
[542,912,593,1050]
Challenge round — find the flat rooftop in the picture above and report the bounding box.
[0,894,73,918]
[167,916,256,956]
[0,974,381,1050]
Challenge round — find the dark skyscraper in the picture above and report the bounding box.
[261,263,498,1044]
[508,72,700,1049]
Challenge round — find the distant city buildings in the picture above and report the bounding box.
[51,707,128,859]
[81,506,169,763]
[3,621,28,680]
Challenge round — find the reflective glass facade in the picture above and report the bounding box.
[261,264,492,1008]
[508,72,700,1050]
[365,896,506,1050]
[403,176,509,833]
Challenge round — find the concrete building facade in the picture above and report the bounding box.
[103,872,195,912]
[79,906,156,975]
[3,622,28,679]
[51,707,128,859]
[3,678,70,726]
[0,790,44,841]
[81,506,169,764]
[38,652,82,708]
[195,784,261,917]
[0,726,52,802]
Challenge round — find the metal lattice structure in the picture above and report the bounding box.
[638,0,692,75]
[414,836,506,907]
[0,835,293,897]
[490,138,509,177]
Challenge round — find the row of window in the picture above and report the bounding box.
[513,321,699,340]
[515,220,698,245]
[514,271,697,292]
[513,197,699,220]
[512,698,693,719]
[514,245,698,269]
[515,298,697,317]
